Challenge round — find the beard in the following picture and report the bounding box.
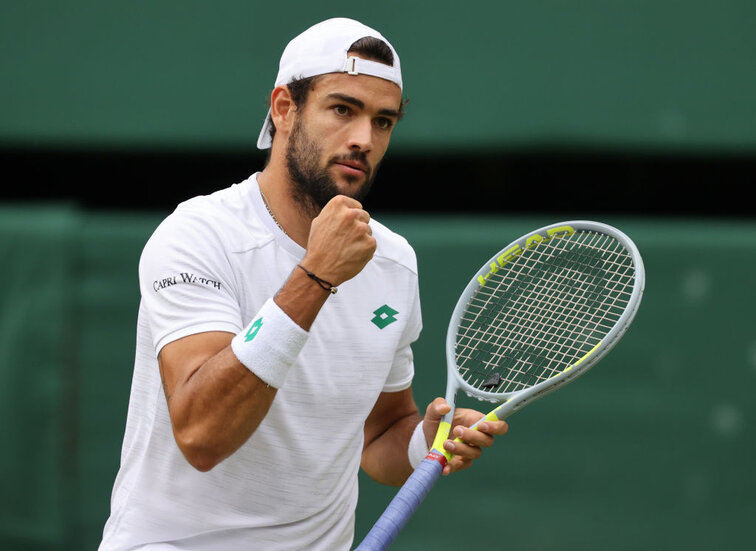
[285,116,379,215]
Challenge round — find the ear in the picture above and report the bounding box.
[270,85,297,141]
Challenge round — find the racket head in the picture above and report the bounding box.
[445,220,645,412]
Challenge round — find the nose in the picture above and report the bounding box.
[347,117,373,152]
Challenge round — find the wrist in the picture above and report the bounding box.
[299,252,338,287]
[230,298,309,389]
[408,420,429,469]
[274,265,334,331]
[297,264,337,294]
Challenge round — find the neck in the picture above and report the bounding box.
[257,160,315,249]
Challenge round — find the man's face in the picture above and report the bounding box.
[284,70,402,211]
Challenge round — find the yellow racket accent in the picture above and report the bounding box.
[430,421,452,460]
[572,341,602,370]
[574,341,602,366]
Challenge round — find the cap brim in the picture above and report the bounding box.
[257,108,273,149]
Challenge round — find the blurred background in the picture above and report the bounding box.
[1,1,754,549]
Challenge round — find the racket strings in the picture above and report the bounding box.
[455,230,636,393]
[471,262,604,391]
[461,238,633,391]
[458,233,612,359]
[477,237,630,387]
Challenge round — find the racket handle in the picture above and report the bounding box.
[353,456,444,550]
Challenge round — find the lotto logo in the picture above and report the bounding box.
[245,318,263,342]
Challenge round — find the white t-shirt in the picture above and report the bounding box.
[100,173,422,550]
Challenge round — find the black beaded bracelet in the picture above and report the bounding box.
[297,265,338,294]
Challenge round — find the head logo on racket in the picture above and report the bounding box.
[477,224,575,286]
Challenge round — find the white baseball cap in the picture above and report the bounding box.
[256,17,403,149]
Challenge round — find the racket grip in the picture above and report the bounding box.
[353,456,444,551]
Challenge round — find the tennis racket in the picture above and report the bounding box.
[354,220,645,550]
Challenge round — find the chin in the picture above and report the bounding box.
[331,172,364,194]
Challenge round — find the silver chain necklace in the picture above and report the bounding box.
[260,189,288,236]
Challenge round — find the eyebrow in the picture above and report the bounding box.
[326,92,401,119]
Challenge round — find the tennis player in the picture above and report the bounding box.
[99,17,508,550]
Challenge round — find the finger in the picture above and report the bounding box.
[451,425,495,449]
[327,194,363,211]
[443,436,483,460]
[452,407,485,428]
[477,420,509,436]
[355,208,371,224]
[443,455,473,475]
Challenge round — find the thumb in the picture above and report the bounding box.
[422,398,452,445]
[424,397,451,422]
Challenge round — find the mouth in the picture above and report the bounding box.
[333,159,367,177]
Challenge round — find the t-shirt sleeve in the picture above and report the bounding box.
[381,265,423,393]
[139,208,243,355]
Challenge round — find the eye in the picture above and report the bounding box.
[333,104,350,116]
[374,117,394,131]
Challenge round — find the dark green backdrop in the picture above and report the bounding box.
[1,207,753,550]
[1,1,755,153]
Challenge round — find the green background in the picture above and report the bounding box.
[1,208,754,550]
[1,1,755,153]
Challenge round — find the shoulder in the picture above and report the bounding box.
[370,217,418,276]
[145,176,273,256]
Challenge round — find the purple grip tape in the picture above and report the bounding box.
[353,457,444,550]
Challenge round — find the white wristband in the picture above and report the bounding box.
[408,420,429,469]
[231,298,309,389]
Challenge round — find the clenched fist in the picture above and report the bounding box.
[301,195,376,287]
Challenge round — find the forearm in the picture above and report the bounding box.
[164,270,330,471]
[165,345,277,471]
[361,412,423,486]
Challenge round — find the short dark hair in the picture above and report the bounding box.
[266,36,405,144]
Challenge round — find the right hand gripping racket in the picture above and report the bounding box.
[354,220,645,550]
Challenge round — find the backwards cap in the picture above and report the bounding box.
[257,17,403,149]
